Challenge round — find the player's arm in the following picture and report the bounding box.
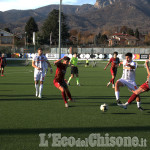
[104,60,111,70]
[46,60,53,73]
[54,57,65,65]
[145,60,150,75]
[32,60,41,70]
[70,58,74,66]
[119,61,123,66]
[125,63,135,70]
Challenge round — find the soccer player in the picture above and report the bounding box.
[118,60,150,110]
[85,59,89,67]
[53,56,73,108]
[115,52,141,109]
[32,48,53,98]
[0,53,7,76]
[67,53,80,86]
[104,52,120,88]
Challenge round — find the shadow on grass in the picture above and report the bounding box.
[0,95,63,101]
[111,113,136,115]
[0,83,33,85]
[0,126,150,135]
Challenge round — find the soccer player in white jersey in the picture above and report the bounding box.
[32,48,53,98]
[115,53,141,109]
[118,60,150,111]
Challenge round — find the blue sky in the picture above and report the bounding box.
[0,0,96,12]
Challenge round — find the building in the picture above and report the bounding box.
[108,33,138,46]
[0,29,20,48]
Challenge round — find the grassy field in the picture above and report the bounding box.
[0,62,149,150]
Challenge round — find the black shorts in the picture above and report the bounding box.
[71,66,78,74]
[0,65,5,68]
[54,79,68,89]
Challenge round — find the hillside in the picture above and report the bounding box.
[1,0,150,34]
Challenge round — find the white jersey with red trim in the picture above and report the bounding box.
[33,54,48,73]
[121,60,136,81]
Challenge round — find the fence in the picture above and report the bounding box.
[50,47,150,54]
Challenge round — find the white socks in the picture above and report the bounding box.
[35,84,43,98]
[137,102,141,108]
[115,91,119,100]
[35,84,39,97]
[39,84,43,97]
[125,102,129,106]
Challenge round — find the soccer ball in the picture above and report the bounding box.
[100,103,108,112]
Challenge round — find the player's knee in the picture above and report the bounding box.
[115,80,119,86]
[136,96,140,102]
[134,91,139,95]
[59,87,64,92]
[35,81,38,84]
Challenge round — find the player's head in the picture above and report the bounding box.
[63,56,70,65]
[2,53,5,57]
[74,53,77,58]
[113,52,118,58]
[37,48,43,56]
[125,53,132,63]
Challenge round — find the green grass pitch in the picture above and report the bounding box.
[0,62,149,150]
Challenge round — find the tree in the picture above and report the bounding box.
[100,34,108,44]
[42,9,69,45]
[120,26,128,34]
[144,33,150,45]
[127,28,134,36]
[25,17,38,43]
[135,28,140,39]
[95,32,101,45]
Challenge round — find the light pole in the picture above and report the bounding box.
[25,32,27,49]
[58,0,62,59]
[50,32,52,53]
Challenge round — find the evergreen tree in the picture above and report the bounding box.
[127,28,134,36]
[42,9,69,45]
[25,17,38,43]
[135,28,140,39]
[100,34,108,44]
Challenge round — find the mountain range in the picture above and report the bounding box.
[1,0,150,35]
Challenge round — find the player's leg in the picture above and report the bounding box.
[107,68,114,87]
[35,80,39,97]
[68,74,74,85]
[38,73,45,98]
[34,72,40,97]
[118,87,145,109]
[1,66,4,76]
[115,79,124,104]
[65,88,73,102]
[126,81,143,110]
[112,69,117,88]
[135,96,144,111]
[54,80,68,107]
[75,67,80,86]
[76,73,80,86]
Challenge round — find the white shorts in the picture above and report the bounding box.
[118,79,138,91]
[34,71,45,81]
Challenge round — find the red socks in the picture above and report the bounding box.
[128,93,137,104]
[61,92,67,104]
[110,78,114,84]
[66,90,72,101]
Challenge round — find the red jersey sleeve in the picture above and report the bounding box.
[109,58,112,63]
